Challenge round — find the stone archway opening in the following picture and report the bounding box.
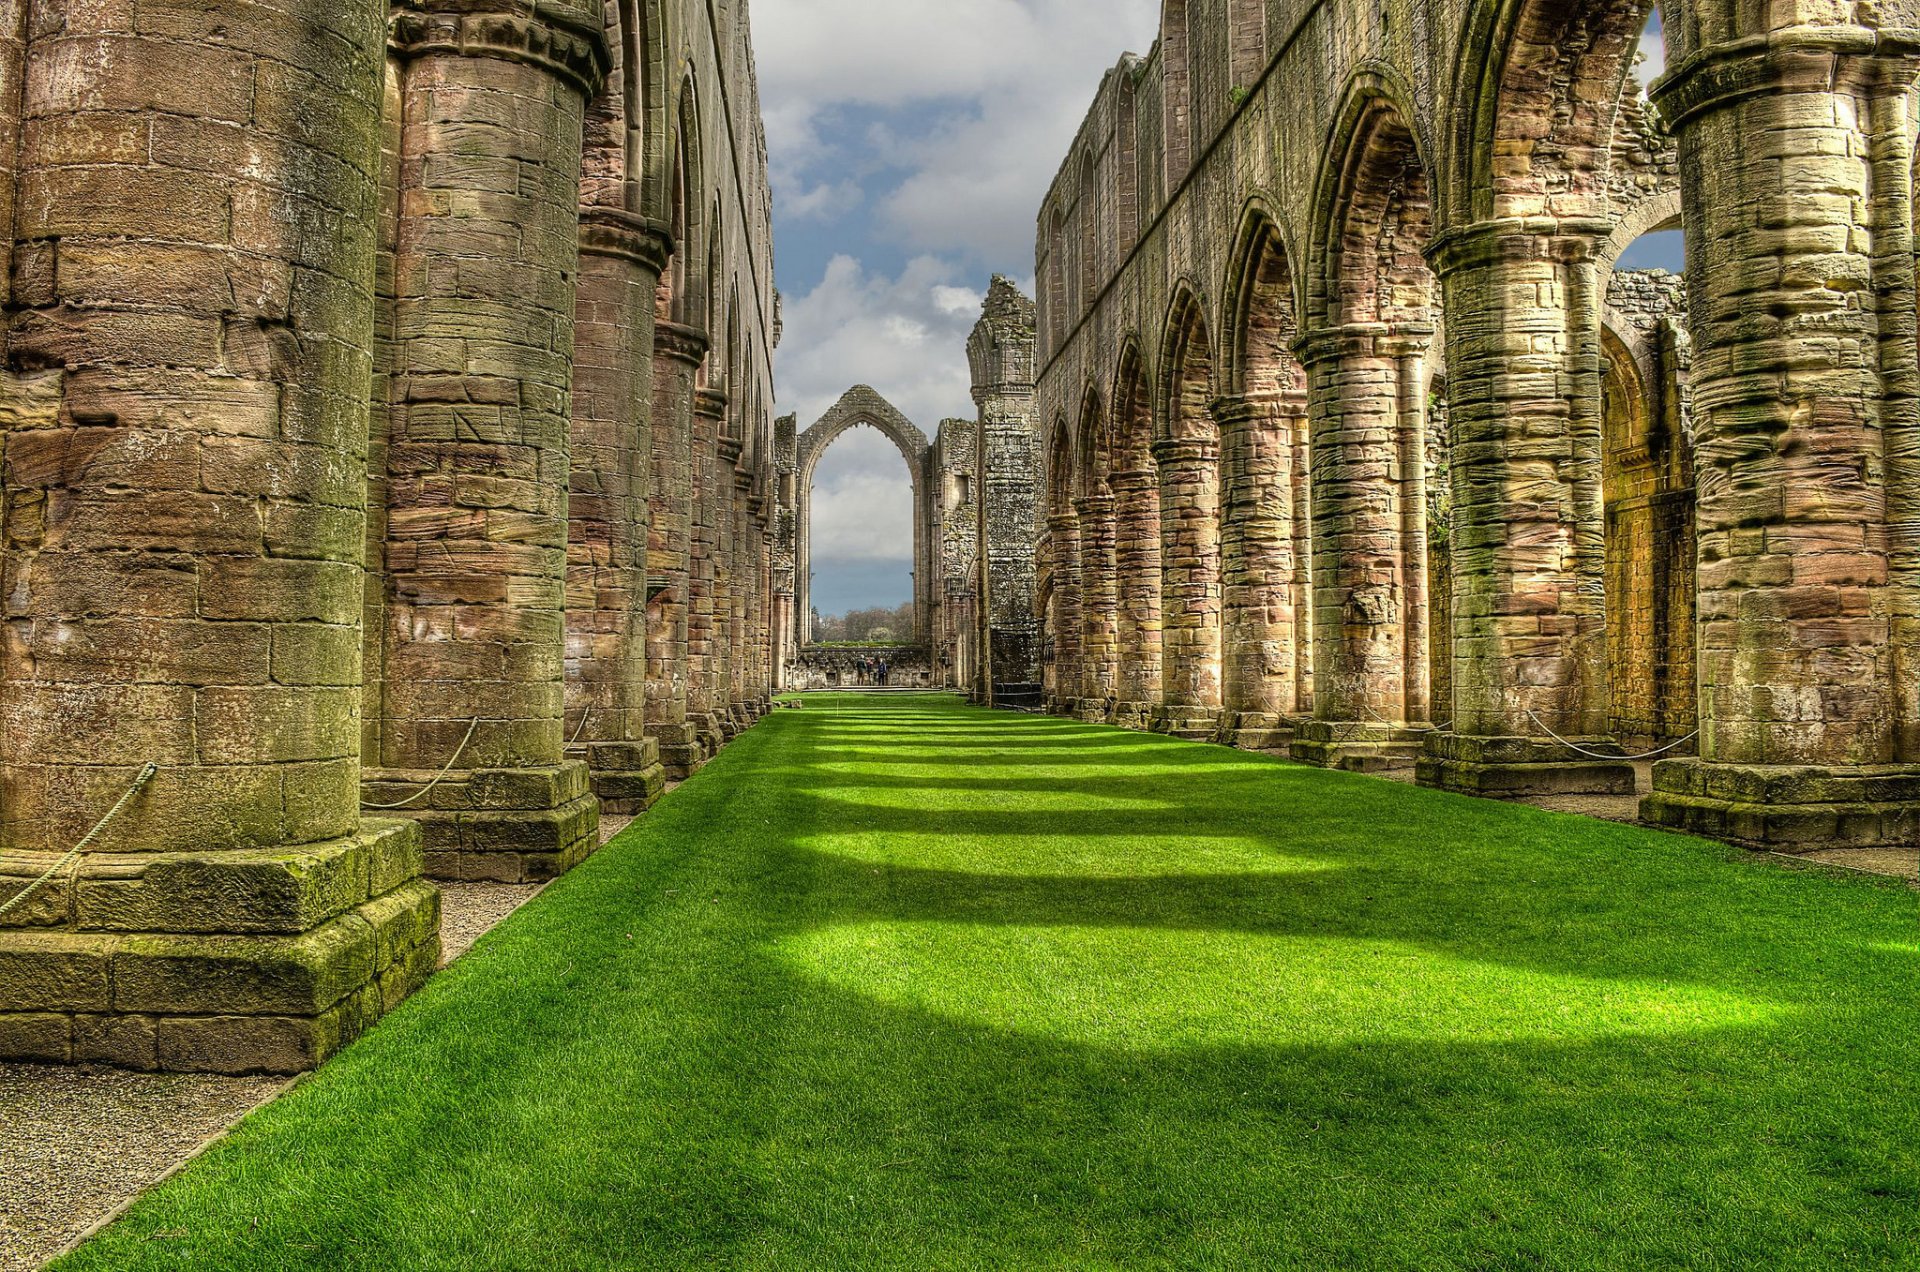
[792,388,935,682]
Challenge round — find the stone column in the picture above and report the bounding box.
[1150,436,1223,739]
[564,209,671,814]
[0,0,437,1073]
[730,465,757,726]
[1414,222,1632,796]
[1217,393,1302,749]
[686,388,728,757]
[1289,410,1316,713]
[1110,466,1163,728]
[1642,27,1920,848]
[1290,324,1428,768]
[1075,491,1120,719]
[365,4,604,883]
[744,492,772,713]
[646,323,707,778]
[711,434,741,740]
[1045,514,1083,715]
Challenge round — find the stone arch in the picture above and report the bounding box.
[792,387,934,647]
[1042,414,1083,711]
[1449,0,1675,227]
[1222,200,1305,399]
[1599,191,1682,268]
[1109,339,1163,720]
[663,73,706,331]
[1313,75,1437,331]
[1220,203,1312,733]
[1157,283,1217,442]
[1074,383,1120,711]
[1153,285,1224,730]
[1299,72,1441,740]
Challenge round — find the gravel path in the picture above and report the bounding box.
[1,876,561,1270]
[0,1066,283,1272]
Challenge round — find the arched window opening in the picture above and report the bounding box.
[806,424,918,646]
[1603,220,1696,749]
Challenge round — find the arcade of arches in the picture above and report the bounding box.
[0,0,1916,1090]
[1038,0,1920,854]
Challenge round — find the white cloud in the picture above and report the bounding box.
[757,0,1160,266]
[809,426,917,563]
[775,254,981,428]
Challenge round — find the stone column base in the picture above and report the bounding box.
[1076,698,1114,724]
[1047,696,1081,718]
[693,712,727,758]
[363,762,598,883]
[1219,712,1296,752]
[1416,733,1638,797]
[1110,700,1155,731]
[0,819,438,1074]
[1290,720,1427,771]
[1641,760,1920,850]
[569,740,666,815]
[1149,704,1220,741]
[647,721,706,780]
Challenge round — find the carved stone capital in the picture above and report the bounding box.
[1150,436,1220,468]
[578,207,674,276]
[1650,26,1920,130]
[389,4,611,100]
[653,321,709,368]
[694,388,730,421]
[1426,216,1614,278]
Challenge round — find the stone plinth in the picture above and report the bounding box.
[363,764,597,883]
[1291,720,1427,771]
[1,820,438,1074]
[1642,761,1920,851]
[1416,732,1637,797]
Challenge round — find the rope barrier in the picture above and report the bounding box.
[1524,707,1698,761]
[363,719,481,810]
[568,708,593,747]
[0,762,158,922]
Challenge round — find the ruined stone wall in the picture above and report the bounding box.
[930,419,979,688]
[0,0,780,1072]
[969,279,1042,700]
[1037,0,1920,845]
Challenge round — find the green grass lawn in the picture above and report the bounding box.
[62,693,1920,1269]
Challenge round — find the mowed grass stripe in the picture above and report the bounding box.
[61,693,1920,1270]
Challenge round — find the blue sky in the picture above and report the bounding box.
[755,1,1680,615]
[755,0,1162,615]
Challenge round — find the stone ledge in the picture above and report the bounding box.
[1642,759,1920,850]
[1149,705,1219,741]
[1416,732,1639,797]
[1290,720,1427,770]
[414,793,600,883]
[0,821,423,936]
[1218,711,1295,751]
[0,878,439,1073]
[360,760,593,813]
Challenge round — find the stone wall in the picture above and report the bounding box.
[0,0,780,1072]
[789,646,935,690]
[1035,0,1920,844]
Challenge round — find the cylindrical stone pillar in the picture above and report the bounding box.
[711,435,742,738]
[646,323,707,778]
[1217,393,1301,748]
[729,465,756,726]
[0,0,437,1073]
[1289,410,1316,714]
[1416,223,1629,795]
[686,388,729,757]
[565,209,672,813]
[367,4,606,882]
[1641,27,1920,848]
[1075,492,1120,718]
[1110,466,1163,727]
[1151,436,1222,738]
[1045,513,1083,715]
[1289,324,1428,767]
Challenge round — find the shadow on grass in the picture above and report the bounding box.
[60,695,1920,1271]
